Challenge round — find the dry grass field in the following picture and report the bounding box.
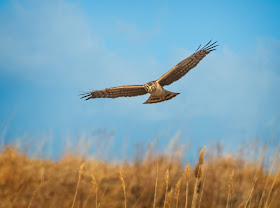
[0,142,279,208]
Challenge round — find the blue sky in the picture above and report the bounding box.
[0,0,279,160]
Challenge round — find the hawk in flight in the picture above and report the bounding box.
[81,40,218,104]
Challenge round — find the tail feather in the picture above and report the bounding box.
[143,90,179,104]
[164,91,180,101]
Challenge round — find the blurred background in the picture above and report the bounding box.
[0,0,279,160]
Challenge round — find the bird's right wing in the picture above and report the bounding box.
[81,85,147,100]
[157,40,218,86]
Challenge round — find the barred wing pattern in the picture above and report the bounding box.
[157,40,218,86]
[81,85,147,100]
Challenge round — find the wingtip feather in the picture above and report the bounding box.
[80,92,92,100]
[195,44,201,52]
[199,40,218,52]
[202,39,212,50]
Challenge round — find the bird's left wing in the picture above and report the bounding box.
[157,40,218,86]
[81,85,147,100]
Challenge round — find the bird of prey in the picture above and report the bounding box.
[81,40,218,104]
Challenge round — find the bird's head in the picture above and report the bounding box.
[145,82,156,93]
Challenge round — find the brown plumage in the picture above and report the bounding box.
[81,85,147,100]
[81,40,218,104]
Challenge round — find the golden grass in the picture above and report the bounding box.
[226,170,234,208]
[153,160,159,208]
[175,179,181,208]
[184,163,191,208]
[163,169,169,208]
[198,166,207,208]
[91,174,98,208]
[191,146,205,208]
[119,171,127,208]
[71,162,85,208]
[0,145,279,208]
[264,165,280,208]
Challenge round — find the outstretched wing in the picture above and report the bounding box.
[81,85,147,100]
[157,40,218,86]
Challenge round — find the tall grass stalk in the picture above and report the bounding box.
[226,170,234,208]
[258,153,278,208]
[175,179,181,208]
[98,186,108,208]
[28,169,44,208]
[153,160,159,208]
[166,189,174,208]
[153,137,160,208]
[245,147,267,208]
[10,182,25,208]
[192,177,201,208]
[120,171,127,208]
[191,147,206,208]
[198,167,208,208]
[163,169,169,208]
[71,162,85,208]
[91,175,98,208]
[264,165,280,208]
[184,163,191,208]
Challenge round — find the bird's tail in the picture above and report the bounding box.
[143,90,179,104]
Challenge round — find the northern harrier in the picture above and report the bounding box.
[81,40,218,104]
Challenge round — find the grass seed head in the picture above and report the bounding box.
[175,179,181,200]
[165,169,169,191]
[79,162,85,179]
[194,147,206,178]
[91,175,98,193]
[228,170,234,196]
[119,171,126,193]
[184,163,191,182]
